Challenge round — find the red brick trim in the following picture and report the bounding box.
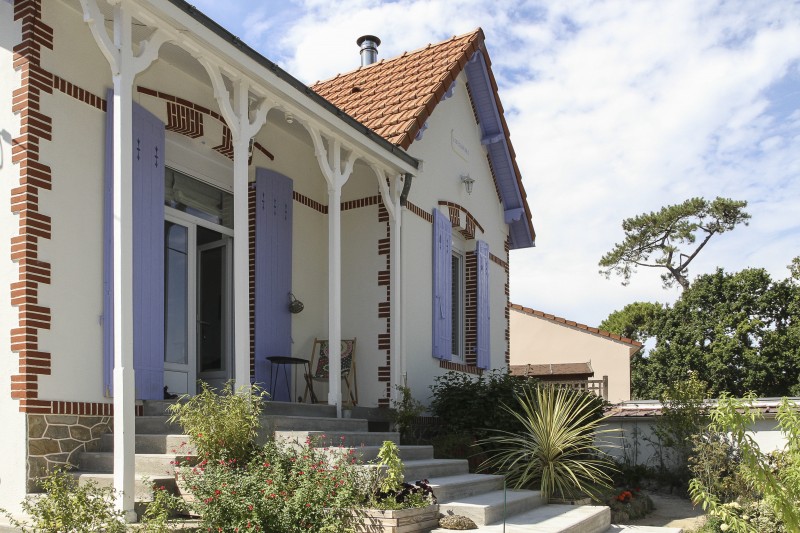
[489,253,508,269]
[137,86,276,162]
[52,75,106,111]
[293,191,327,214]
[404,201,433,223]
[504,237,511,364]
[17,400,146,416]
[439,360,482,376]
[464,251,477,366]
[342,195,381,211]
[166,101,203,138]
[10,0,53,413]
[437,201,484,238]
[377,202,392,407]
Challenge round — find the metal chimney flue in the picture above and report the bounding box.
[357,35,381,66]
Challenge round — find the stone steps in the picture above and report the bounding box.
[432,504,609,533]
[438,488,545,526]
[76,451,193,476]
[275,429,398,447]
[70,400,686,533]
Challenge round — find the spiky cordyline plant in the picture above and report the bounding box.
[477,385,618,500]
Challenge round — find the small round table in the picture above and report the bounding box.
[266,356,311,402]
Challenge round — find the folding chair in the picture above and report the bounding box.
[303,338,358,405]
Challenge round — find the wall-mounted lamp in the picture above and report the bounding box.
[285,112,295,124]
[460,173,475,195]
[289,292,304,314]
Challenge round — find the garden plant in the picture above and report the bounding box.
[478,384,617,500]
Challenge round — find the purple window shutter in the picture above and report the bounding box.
[476,240,490,369]
[432,209,452,360]
[103,92,165,400]
[132,102,166,400]
[254,168,293,401]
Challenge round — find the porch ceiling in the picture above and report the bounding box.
[63,0,420,178]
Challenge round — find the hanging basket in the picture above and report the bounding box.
[289,292,304,314]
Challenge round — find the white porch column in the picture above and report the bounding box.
[389,177,404,400]
[197,64,269,392]
[327,182,342,413]
[309,131,357,417]
[80,0,168,521]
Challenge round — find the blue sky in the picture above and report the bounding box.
[193,0,800,328]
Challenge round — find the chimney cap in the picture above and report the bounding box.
[357,35,381,47]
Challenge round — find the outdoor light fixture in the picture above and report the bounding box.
[461,173,475,195]
[285,112,294,124]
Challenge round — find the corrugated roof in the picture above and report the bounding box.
[312,29,535,248]
[604,398,800,419]
[510,303,643,351]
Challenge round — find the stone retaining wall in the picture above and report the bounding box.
[27,414,112,491]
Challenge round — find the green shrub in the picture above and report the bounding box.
[389,384,425,444]
[366,441,436,510]
[167,381,267,463]
[179,436,363,532]
[139,482,188,532]
[478,385,618,500]
[689,395,800,532]
[0,467,125,532]
[429,369,537,439]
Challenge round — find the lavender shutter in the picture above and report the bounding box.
[432,209,452,360]
[254,168,293,401]
[103,92,165,399]
[476,240,490,369]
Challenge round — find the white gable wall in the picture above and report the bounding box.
[402,71,511,404]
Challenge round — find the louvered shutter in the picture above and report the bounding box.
[432,209,452,360]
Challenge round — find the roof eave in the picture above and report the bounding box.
[160,0,419,172]
[463,49,536,249]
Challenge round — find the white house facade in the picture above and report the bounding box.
[0,0,534,516]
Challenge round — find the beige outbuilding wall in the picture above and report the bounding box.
[510,305,641,403]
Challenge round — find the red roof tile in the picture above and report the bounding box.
[312,30,484,148]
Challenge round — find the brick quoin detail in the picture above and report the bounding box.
[376,203,392,407]
[10,0,54,413]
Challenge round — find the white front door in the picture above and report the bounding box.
[163,210,234,395]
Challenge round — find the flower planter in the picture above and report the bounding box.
[356,504,440,533]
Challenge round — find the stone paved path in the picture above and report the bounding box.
[627,492,706,531]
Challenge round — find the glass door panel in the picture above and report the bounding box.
[165,222,189,365]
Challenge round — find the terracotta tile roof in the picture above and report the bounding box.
[312,30,484,149]
[510,303,643,351]
[509,362,594,378]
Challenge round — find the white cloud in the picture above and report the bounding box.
[195,0,800,326]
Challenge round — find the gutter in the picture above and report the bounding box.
[165,0,419,171]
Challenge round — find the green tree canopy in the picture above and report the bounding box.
[599,197,750,290]
[605,266,800,399]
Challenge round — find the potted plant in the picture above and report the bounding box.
[357,441,439,533]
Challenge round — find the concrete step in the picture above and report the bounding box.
[361,458,470,481]
[142,399,337,418]
[274,430,398,447]
[347,445,434,463]
[438,488,545,526]
[261,414,369,434]
[433,504,610,533]
[76,451,193,476]
[71,472,176,503]
[135,416,182,434]
[427,473,505,503]
[607,527,683,533]
[100,433,196,454]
